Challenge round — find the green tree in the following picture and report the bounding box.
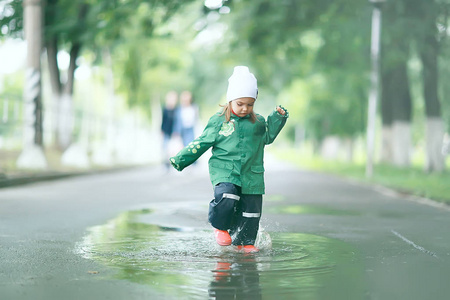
[413,0,448,172]
[111,2,199,115]
[218,0,370,155]
[379,0,448,172]
[216,0,448,170]
[1,0,194,150]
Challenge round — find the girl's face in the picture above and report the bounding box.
[230,97,255,117]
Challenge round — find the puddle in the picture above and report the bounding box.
[76,209,365,299]
[266,204,361,216]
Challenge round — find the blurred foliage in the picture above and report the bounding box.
[1,0,450,141]
[111,2,199,112]
[207,0,372,140]
[1,0,196,111]
[0,0,23,38]
[0,73,23,135]
[192,0,450,167]
[0,71,23,95]
[440,32,450,132]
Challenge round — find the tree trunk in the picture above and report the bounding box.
[381,60,412,167]
[56,42,82,150]
[380,1,413,167]
[46,37,61,96]
[17,0,47,170]
[420,27,445,172]
[44,0,62,148]
[56,93,74,151]
[45,37,61,146]
[425,118,445,172]
[391,61,412,167]
[48,2,89,151]
[343,137,354,162]
[380,68,394,163]
[64,42,81,95]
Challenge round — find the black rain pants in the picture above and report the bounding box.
[208,182,262,246]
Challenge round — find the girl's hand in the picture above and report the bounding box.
[276,106,286,115]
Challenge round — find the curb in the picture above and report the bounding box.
[0,172,85,188]
[0,165,143,189]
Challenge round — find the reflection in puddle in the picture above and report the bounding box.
[76,209,364,299]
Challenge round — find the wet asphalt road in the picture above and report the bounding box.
[1,157,450,300]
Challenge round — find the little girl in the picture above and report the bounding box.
[170,66,288,253]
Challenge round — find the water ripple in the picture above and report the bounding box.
[75,209,364,299]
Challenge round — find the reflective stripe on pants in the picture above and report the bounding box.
[208,182,262,245]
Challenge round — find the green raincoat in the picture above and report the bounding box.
[170,108,288,194]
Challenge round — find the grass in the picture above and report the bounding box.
[272,146,450,205]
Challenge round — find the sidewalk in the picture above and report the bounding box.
[0,127,167,188]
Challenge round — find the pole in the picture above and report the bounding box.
[17,0,47,169]
[366,0,384,178]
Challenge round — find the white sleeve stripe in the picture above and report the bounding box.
[223,193,240,201]
[242,212,261,218]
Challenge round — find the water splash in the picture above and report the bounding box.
[75,208,365,299]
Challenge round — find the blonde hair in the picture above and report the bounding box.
[220,102,257,123]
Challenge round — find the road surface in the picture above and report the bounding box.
[1,157,449,299]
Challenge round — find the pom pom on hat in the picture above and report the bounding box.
[226,66,258,102]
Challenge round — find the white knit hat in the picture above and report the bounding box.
[226,66,258,102]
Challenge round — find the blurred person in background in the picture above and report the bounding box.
[161,91,178,169]
[174,90,199,147]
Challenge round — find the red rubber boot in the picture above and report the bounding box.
[214,229,232,246]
